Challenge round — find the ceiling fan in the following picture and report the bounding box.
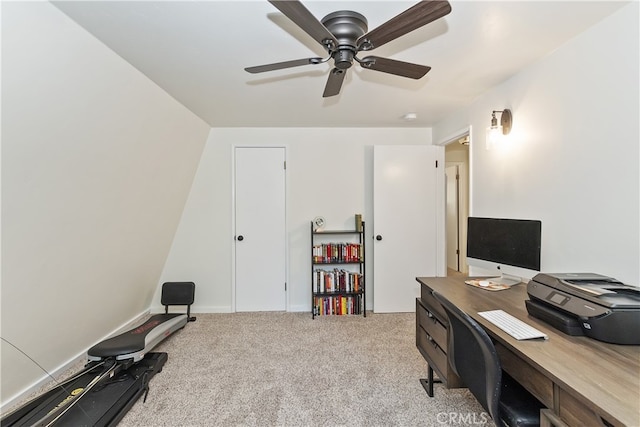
[245,0,452,97]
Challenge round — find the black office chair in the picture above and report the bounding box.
[432,292,543,427]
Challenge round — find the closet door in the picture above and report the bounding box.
[373,145,440,312]
[234,147,286,311]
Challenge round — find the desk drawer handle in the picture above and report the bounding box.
[427,335,437,348]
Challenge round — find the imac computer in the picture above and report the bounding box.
[466,217,542,286]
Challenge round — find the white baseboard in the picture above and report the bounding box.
[150,304,232,313]
[1,310,149,414]
[150,304,309,313]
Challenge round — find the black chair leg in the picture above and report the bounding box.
[420,365,442,397]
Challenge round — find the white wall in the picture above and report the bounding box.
[433,2,639,284]
[1,2,210,404]
[3,0,637,411]
[155,128,432,313]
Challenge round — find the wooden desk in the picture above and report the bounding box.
[416,276,640,427]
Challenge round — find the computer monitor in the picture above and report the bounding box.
[466,217,542,286]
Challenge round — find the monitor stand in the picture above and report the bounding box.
[486,273,522,286]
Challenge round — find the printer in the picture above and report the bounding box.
[526,273,640,345]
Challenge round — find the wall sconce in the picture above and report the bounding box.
[486,109,513,149]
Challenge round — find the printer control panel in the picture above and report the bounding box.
[547,291,570,306]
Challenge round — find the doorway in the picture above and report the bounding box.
[444,135,469,275]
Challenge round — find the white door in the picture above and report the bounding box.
[235,147,286,311]
[373,145,440,313]
[446,165,460,271]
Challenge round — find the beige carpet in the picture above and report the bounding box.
[118,312,493,427]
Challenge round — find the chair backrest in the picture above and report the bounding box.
[161,282,196,321]
[432,291,502,421]
[161,281,195,306]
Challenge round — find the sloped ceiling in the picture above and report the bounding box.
[52,1,629,127]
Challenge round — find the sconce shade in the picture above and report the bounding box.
[500,109,512,135]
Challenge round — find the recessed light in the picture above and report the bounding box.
[402,112,418,121]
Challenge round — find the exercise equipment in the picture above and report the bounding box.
[1,282,195,427]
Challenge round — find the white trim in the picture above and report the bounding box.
[467,126,475,218]
[288,304,309,313]
[230,145,236,313]
[284,147,290,312]
[151,304,233,314]
[435,146,446,277]
[436,126,472,146]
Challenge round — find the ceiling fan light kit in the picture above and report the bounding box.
[245,0,452,97]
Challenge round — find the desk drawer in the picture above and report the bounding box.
[495,342,553,408]
[417,324,448,378]
[558,388,610,427]
[417,299,447,349]
[420,285,446,320]
[415,299,464,390]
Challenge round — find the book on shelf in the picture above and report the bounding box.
[313,268,363,293]
[313,294,362,316]
[312,243,362,263]
[355,214,363,232]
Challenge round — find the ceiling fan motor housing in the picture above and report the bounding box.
[321,11,368,69]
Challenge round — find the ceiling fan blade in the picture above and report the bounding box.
[269,0,338,50]
[357,0,452,51]
[245,57,324,74]
[322,68,346,97]
[360,56,431,79]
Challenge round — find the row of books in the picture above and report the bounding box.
[313,295,362,316]
[312,243,362,263]
[313,269,363,294]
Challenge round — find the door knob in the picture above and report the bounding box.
[376,235,382,241]
[237,235,244,241]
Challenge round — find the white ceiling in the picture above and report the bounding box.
[52,1,628,128]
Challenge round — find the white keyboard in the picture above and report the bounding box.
[478,310,548,341]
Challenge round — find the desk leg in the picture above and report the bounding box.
[419,366,442,397]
